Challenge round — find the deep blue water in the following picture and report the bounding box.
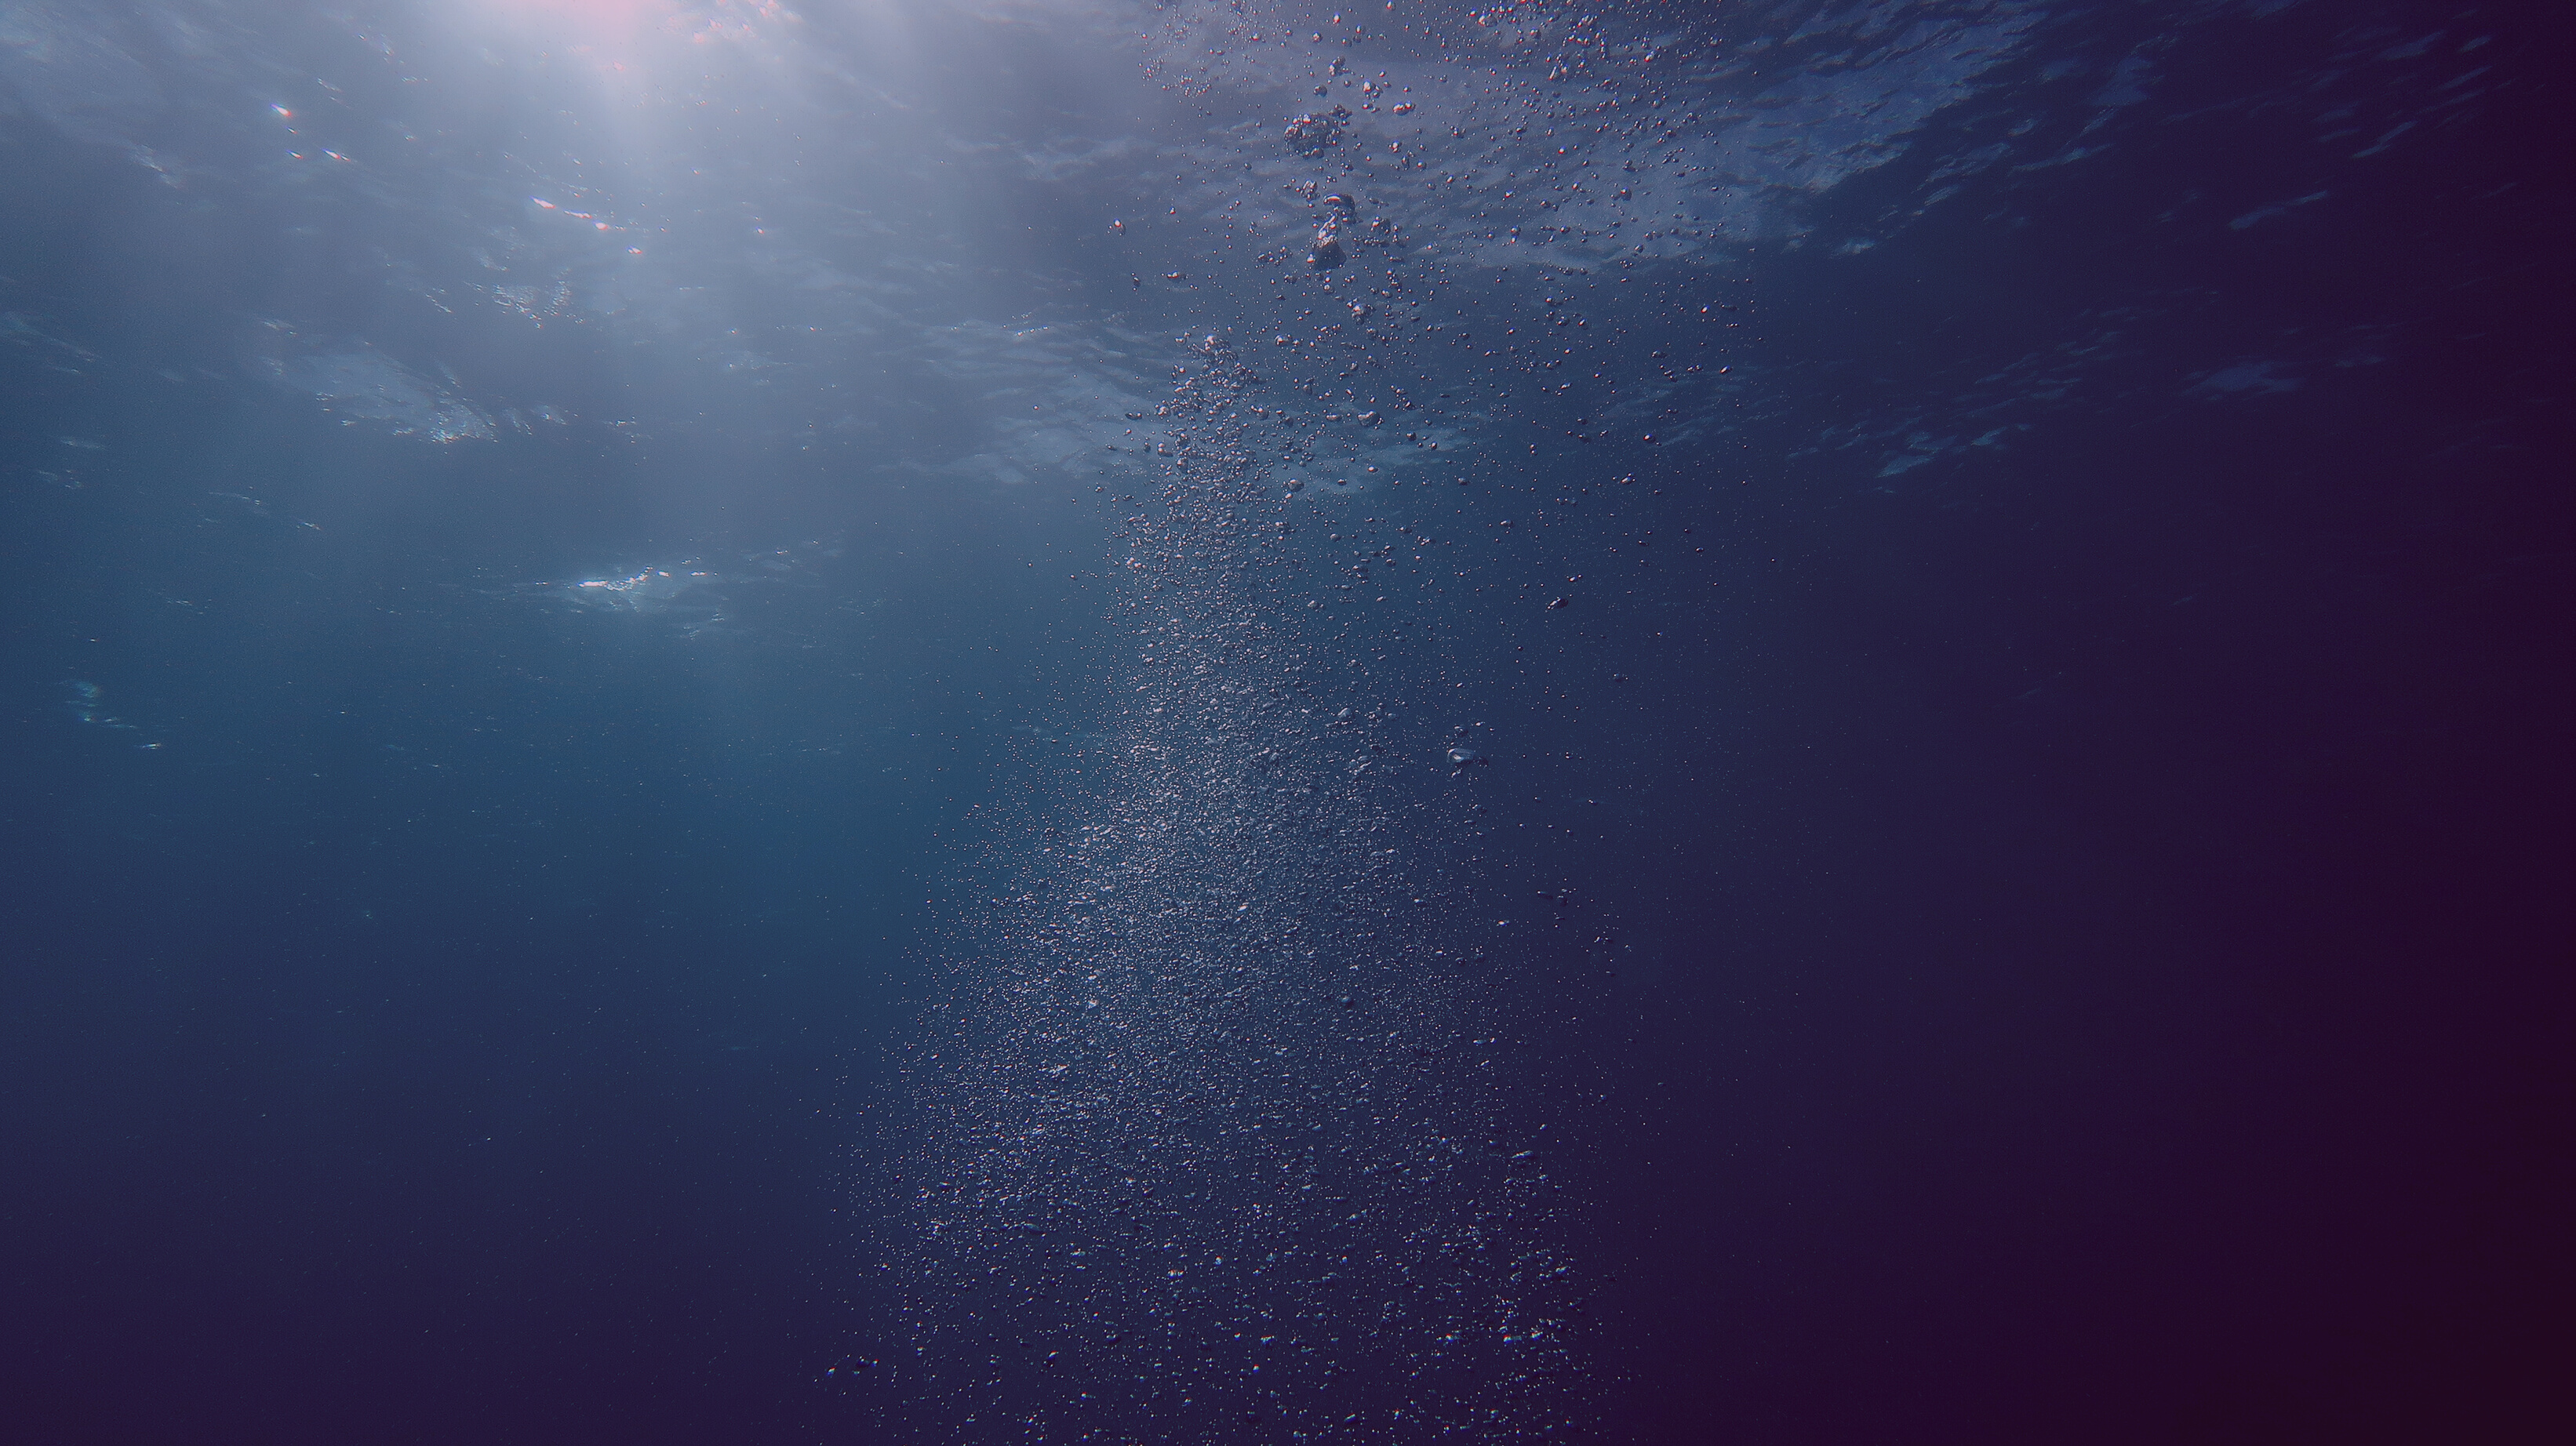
[4,2,2566,1442]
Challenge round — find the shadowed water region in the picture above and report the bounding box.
[3,2,2567,1443]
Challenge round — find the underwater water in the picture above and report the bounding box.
[2,2,2566,1442]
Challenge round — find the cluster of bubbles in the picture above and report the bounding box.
[1283,104,1352,159]
[856,322,1595,1437]
[836,2,1861,1435]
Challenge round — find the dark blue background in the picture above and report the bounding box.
[5,2,2567,1441]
